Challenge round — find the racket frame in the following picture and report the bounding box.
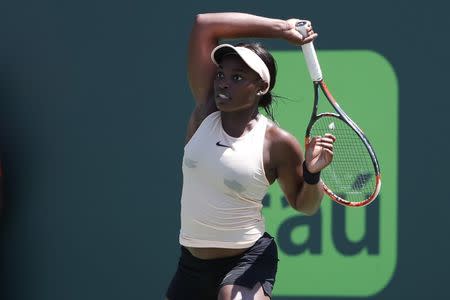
[305,80,381,207]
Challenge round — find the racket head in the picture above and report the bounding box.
[305,83,381,207]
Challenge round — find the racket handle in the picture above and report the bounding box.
[295,21,323,82]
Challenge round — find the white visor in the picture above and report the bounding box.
[211,44,271,95]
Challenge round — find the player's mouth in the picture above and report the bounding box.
[216,92,231,101]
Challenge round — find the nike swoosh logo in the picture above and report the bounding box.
[216,141,230,148]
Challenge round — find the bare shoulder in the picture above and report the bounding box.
[266,121,302,150]
[186,101,217,143]
[265,120,304,166]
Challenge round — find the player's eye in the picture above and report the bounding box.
[233,74,243,81]
[215,71,224,79]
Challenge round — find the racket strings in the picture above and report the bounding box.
[310,116,377,203]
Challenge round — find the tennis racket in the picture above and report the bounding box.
[296,21,381,207]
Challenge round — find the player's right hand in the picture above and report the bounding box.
[283,19,318,45]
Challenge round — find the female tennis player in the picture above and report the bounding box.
[166,12,335,300]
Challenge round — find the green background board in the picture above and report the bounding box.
[263,50,397,297]
[0,1,449,299]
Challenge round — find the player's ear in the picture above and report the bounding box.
[257,81,269,96]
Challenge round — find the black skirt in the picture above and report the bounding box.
[166,232,279,300]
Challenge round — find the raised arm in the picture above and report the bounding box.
[188,13,312,104]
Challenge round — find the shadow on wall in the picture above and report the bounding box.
[0,60,35,228]
[0,62,16,221]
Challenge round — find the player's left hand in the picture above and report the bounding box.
[305,133,336,173]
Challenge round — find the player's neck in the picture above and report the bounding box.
[220,108,259,138]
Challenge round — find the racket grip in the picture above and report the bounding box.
[295,21,323,82]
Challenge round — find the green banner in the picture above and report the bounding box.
[263,50,398,297]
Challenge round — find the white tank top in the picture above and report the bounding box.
[179,111,270,249]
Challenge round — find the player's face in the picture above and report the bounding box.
[214,55,265,113]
